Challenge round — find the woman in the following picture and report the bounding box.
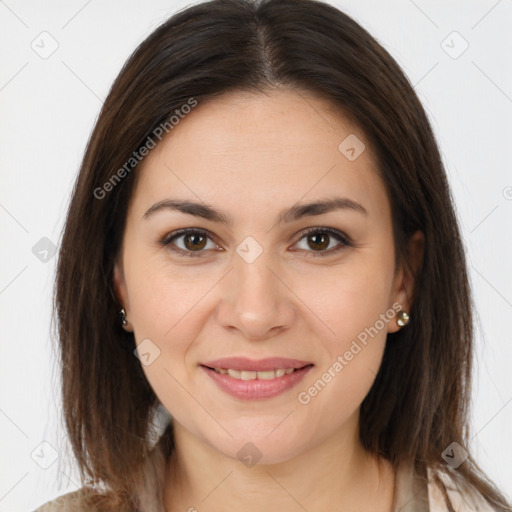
[36,0,511,510]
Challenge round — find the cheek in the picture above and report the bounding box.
[311,250,395,350]
[125,249,215,338]
[297,248,395,408]
[125,261,209,415]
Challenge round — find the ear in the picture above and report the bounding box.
[387,230,424,333]
[113,261,127,305]
[113,260,133,332]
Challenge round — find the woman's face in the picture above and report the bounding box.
[114,88,417,464]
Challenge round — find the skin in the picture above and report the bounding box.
[113,87,424,511]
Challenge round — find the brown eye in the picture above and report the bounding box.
[162,229,218,257]
[183,233,207,251]
[161,227,351,259]
[306,232,330,251]
[294,227,351,256]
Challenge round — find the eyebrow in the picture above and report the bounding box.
[143,196,368,225]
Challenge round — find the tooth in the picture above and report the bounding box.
[256,370,276,380]
[219,368,296,379]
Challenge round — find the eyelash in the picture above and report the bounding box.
[159,227,353,258]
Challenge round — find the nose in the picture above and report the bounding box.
[216,249,296,341]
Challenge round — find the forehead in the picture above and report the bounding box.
[130,88,389,222]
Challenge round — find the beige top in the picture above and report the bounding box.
[393,464,498,512]
[34,464,497,512]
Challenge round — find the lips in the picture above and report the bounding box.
[200,357,314,400]
[201,363,314,400]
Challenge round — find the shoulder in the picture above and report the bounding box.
[34,487,132,512]
[393,462,501,511]
[427,466,498,511]
[34,488,92,512]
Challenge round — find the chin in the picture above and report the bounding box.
[204,426,306,467]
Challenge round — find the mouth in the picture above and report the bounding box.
[201,364,313,381]
[200,356,313,372]
[200,361,314,400]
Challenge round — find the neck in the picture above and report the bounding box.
[163,412,396,512]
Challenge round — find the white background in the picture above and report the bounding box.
[0,1,511,510]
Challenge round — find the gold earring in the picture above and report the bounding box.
[119,308,128,326]
[397,310,410,327]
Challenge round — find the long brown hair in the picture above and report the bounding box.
[53,0,511,510]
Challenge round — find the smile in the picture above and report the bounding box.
[211,367,297,380]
